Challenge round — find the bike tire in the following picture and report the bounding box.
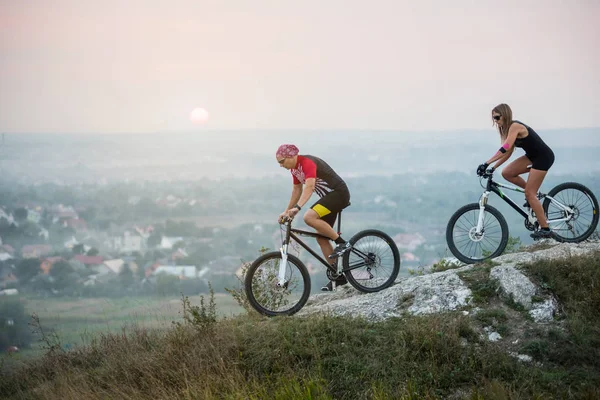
[342,229,401,293]
[543,182,599,243]
[244,252,311,317]
[446,203,509,264]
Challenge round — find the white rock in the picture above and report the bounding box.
[529,298,557,323]
[509,352,533,362]
[490,264,536,308]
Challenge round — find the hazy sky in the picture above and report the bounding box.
[1,0,598,133]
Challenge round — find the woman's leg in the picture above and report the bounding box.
[526,169,549,228]
[501,155,532,188]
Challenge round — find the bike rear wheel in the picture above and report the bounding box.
[244,252,311,317]
[342,229,401,292]
[543,182,599,243]
[446,203,509,264]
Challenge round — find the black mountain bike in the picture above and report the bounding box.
[244,207,401,316]
[446,169,599,264]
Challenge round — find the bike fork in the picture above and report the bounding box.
[476,192,490,233]
[277,243,289,286]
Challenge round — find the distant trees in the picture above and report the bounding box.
[147,232,162,248]
[0,297,33,350]
[164,220,201,237]
[50,261,77,290]
[119,265,135,289]
[72,244,85,255]
[16,221,40,238]
[155,274,180,296]
[15,258,41,283]
[13,208,28,222]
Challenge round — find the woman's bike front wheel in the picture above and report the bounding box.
[244,252,311,317]
[543,182,599,243]
[342,229,401,292]
[446,203,509,264]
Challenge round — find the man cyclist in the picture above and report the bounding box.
[276,144,351,291]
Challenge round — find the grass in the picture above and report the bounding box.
[1,293,244,370]
[518,250,600,370]
[0,312,525,399]
[458,265,499,305]
[2,309,598,399]
[475,309,510,336]
[1,251,600,399]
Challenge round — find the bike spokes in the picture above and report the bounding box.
[544,183,599,242]
[246,254,309,316]
[343,230,400,292]
[447,204,508,264]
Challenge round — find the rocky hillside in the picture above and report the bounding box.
[300,240,600,356]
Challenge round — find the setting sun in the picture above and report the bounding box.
[189,108,209,124]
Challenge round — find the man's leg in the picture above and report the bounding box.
[304,209,350,259]
[304,209,338,242]
[305,210,348,291]
[316,236,335,263]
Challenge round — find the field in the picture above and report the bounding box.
[1,294,244,371]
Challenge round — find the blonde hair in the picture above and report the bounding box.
[492,103,513,141]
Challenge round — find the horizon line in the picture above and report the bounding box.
[2,126,599,135]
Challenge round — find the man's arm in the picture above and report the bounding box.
[286,184,303,210]
[295,178,315,208]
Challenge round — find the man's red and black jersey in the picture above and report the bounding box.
[290,155,347,197]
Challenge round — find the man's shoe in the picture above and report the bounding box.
[530,229,558,241]
[321,275,348,292]
[328,242,352,259]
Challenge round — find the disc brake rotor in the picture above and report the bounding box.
[468,227,485,242]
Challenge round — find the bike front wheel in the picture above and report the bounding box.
[446,203,509,264]
[342,229,401,293]
[244,252,311,317]
[544,182,599,243]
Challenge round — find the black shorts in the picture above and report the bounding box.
[310,187,350,227]
[527,149,555,171]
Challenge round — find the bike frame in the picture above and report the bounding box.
[276,211,374,286]
[475,174,575,234]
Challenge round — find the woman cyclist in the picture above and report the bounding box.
[476,103,557,240]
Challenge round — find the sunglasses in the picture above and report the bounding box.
[492,115,501,121]
[277,158,286,164]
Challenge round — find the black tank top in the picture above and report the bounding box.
[512,120,553,159]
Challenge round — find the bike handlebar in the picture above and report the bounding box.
[279,215,294,225]
[478,169,496,188]
[480,169,495,179]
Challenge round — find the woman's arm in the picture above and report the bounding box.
[492,148,514,169]
[485,124,522,165]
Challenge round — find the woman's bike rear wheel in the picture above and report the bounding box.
[244,252,311,317]
[446,203,509,264]
[543,182,599,243]
[342,229,401,292]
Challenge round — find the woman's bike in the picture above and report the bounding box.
[244,207,401,316]
[446,169,599,264]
